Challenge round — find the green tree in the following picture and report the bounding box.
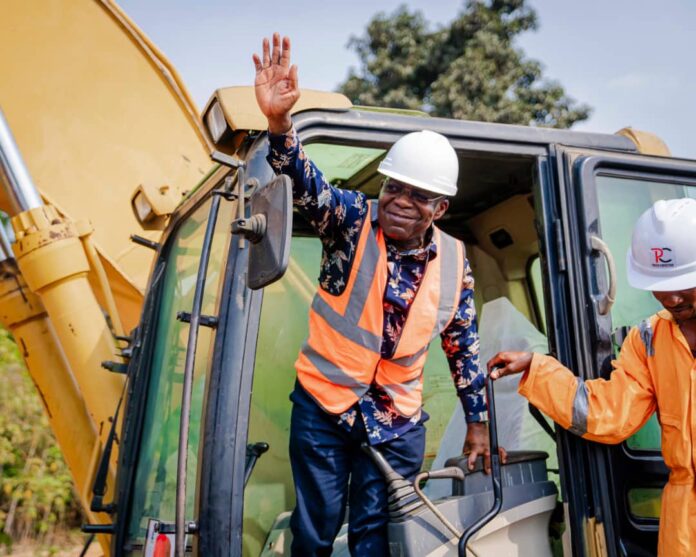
[0,328,81,549]
[340,0,590,128]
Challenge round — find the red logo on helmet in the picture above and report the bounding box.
[651,247,672,264]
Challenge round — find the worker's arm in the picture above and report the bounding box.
[488,327,656,444]
[441,259,486,422]
[265,127,367,241]
[442,259,503,470]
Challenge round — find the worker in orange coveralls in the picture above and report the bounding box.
[489,198,696,557]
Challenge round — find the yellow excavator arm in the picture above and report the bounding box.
[0,2,212,553]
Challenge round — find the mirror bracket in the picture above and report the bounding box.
[231,214,266,243]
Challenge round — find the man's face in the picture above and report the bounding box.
[652,287,696,322]
[377,178,449,250]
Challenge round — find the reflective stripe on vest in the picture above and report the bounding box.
[295,200,465,416]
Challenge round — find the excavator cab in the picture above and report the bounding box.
[105,86,696,556]
[2,5,693,556]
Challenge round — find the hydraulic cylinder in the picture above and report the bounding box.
[11,204,124,454]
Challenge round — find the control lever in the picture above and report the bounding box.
[244,442,269,486]
[363,370,503,557]
[412,467,466,538]
[402,371,503,557]
[361,443,425,519]
[458,372,503,557]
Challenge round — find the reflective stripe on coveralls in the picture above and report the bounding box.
[518,311,696,557]
[295,201,464,416]
[638,318,655,356]
[569,378,589,437]
[552,318,657,437]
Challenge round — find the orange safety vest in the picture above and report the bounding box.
[295,201,465,417]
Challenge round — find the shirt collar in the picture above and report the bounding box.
[657,309,674,321]
[385,236,438,259]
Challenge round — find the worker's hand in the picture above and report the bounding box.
[487,351,534,380]
[253,33,300,134]
[463,422,508,475]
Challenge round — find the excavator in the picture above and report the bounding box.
[1,1,690,556]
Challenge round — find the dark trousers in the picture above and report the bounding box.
[288,384,426,557]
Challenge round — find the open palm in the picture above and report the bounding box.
[253,33,299,131]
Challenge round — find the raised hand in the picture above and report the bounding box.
[252,33,300,134]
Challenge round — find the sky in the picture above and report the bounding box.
[118,0,695,158]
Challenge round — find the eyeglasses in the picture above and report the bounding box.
[380,179,445,205]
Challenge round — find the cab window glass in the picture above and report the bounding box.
[595,175,696,451]
[243,236,321,556]
[303,143,385,184]
[127,193,233,543]
[628,487,662,520]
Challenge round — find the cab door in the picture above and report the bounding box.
[112,166,238,555]
[558,147,696,556]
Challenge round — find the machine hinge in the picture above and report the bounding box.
[151,520,198,535]
[130,234,160,251]
[101,360,128,374]
[176,311,218,328]
[81,523,115,534]
[554,219,567,272]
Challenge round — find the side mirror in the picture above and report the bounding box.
[237,175,293,290]
[209,151,292,290]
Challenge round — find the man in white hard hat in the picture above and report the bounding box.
[488,197,696,557]
[253,34,499,555]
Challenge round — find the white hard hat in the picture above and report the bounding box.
[627,198,696,291]
[378,130,458,196]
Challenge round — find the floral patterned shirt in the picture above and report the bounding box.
[267,127,486,444]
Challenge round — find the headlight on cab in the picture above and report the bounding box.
[205,100,230,144]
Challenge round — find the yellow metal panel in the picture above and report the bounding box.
[467,194,539,280]
[98,252,148,332]
[0,0,212,293]
[616,127,672,157]
[206,86,352,133]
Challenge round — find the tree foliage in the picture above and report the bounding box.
[340,0,590,128]
[0,328,81,550]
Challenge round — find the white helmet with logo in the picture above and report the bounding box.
[627,198,696,291]
[378,130,458,197]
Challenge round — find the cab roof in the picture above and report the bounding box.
[204,86,669,156]
[204,86,352,133]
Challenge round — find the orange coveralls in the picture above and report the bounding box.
[519,309,696,556]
